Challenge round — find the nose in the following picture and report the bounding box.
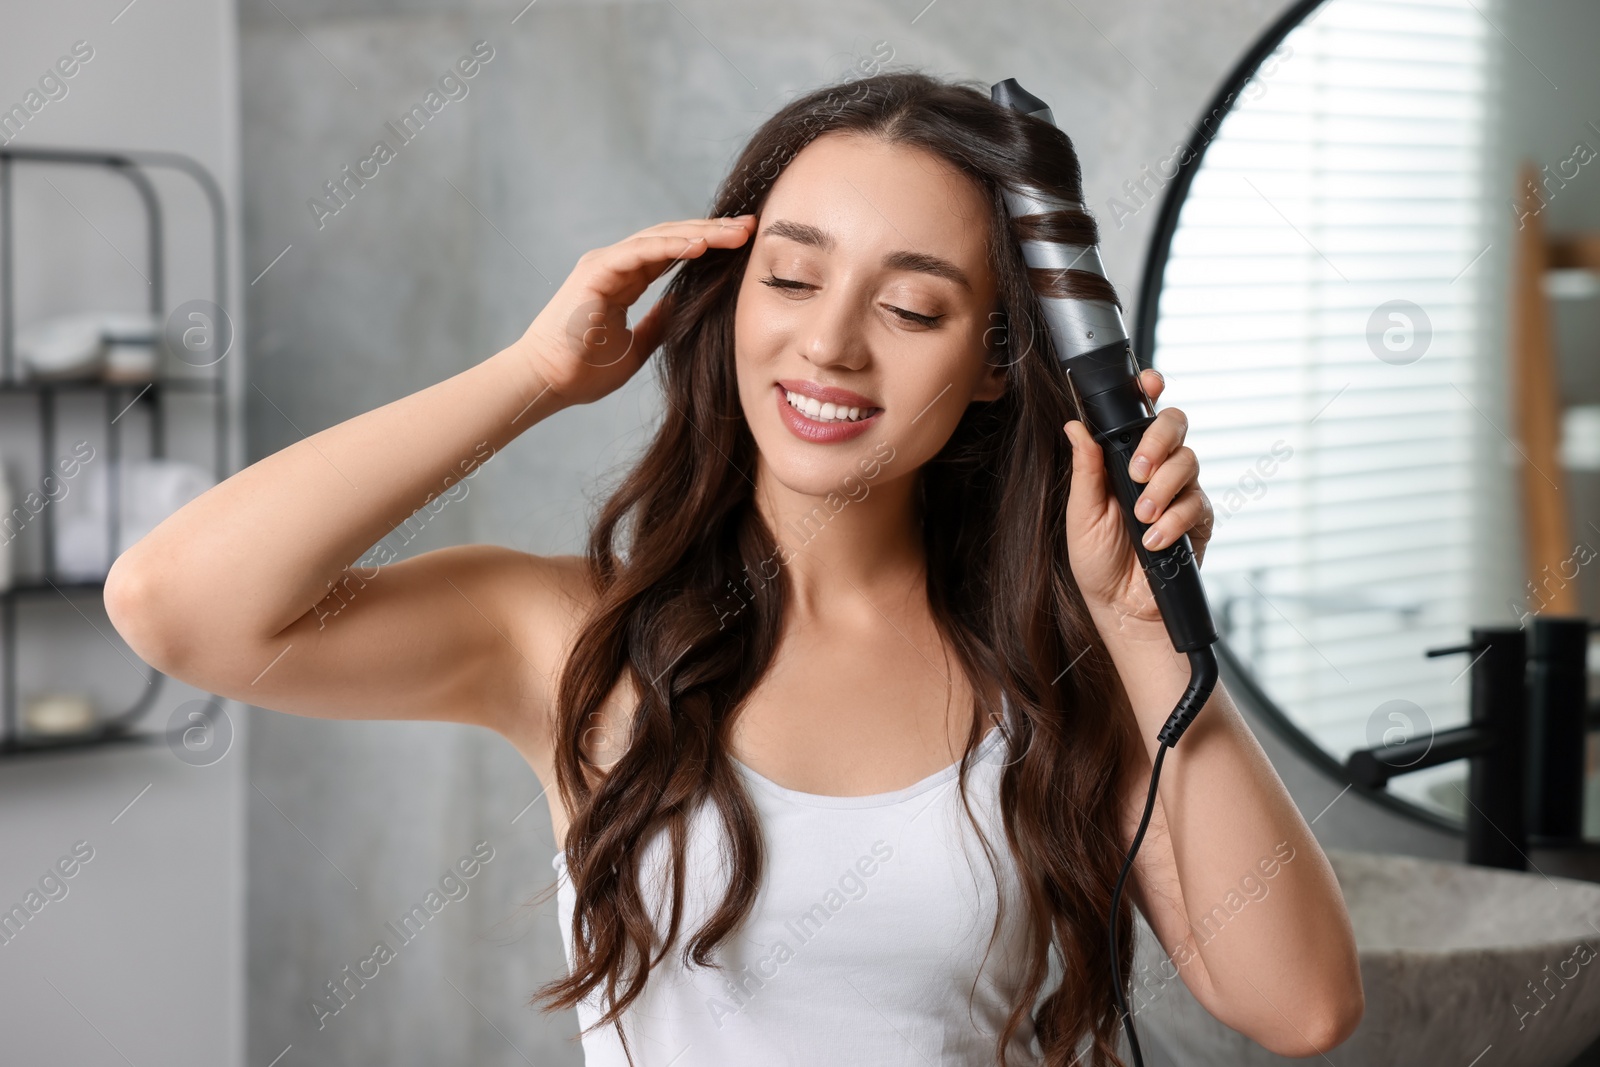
[797,285,871,373]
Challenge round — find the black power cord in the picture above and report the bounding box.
[1108,646,1219,1066]
[1109,742,1167,1066]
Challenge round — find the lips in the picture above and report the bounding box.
[775,378,881,412]
[773,383,881,443]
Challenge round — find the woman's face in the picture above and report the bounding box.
[733,131,1004,499]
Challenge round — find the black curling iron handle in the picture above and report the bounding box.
[1092,416,1219,654]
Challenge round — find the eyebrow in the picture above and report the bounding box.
[760,218,973,292]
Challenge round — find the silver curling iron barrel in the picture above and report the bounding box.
[991,76,1222,1067]
[991,76,1219,746]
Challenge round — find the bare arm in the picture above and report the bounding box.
[1105,636,1364,1057]
[104,215,758,750]
[1061,372,1363,1054]
[104,344,571,733]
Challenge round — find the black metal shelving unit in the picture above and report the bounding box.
[0,145,231,759]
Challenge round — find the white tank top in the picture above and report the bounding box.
[551,710,1051,1066]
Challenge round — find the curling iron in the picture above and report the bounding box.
[990,77,1221,1067]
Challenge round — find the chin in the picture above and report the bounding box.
[749,421,902,502]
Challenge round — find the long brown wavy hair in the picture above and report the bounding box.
[530,68,1143,1067]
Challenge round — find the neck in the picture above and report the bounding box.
[750,453,928,624]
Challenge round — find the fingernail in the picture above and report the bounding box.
[1136,496,1155,521]
[1143,526,1163,549]
[1129,455,1150,480]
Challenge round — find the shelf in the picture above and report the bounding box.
[0,376,222,395]
[2,580,107,599]
[0,724,162,760]
[2,145,232,753]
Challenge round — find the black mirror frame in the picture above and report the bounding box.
[1131,0,1462,836]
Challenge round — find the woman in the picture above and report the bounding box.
[106,70,1362,1066]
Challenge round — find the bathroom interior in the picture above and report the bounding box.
[2,0,1599,1063]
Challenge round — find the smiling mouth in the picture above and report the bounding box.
[780,388,882,423]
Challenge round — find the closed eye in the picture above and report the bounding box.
[759,274,943,328]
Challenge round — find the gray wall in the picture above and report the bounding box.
[0,1,247,1065]
[234,2,1495,1065]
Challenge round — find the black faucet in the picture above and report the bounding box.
[1344,616,1592,869]
[1346,625,1526,869]
[1527,617,1592,846]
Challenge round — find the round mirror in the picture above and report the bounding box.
[1136,0,1600,830]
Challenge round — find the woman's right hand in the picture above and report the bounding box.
[513,214,758,407]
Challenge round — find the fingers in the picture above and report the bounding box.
[1069,411,1206,553]
[1135,450,1203,550]
[1140,367,1165,403]
[592,225,753,278]
[582,216,758,295]
[624,216,759,258]
[633,215,758,240]
[1143,484,1211,559]
[1064,419,1106,504]
[1127,404,1187,484]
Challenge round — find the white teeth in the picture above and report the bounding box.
[785,389,871,423]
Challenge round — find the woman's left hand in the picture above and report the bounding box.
[1064,368,1214,632]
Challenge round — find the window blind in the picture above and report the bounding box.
[1148,0,1501,810]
